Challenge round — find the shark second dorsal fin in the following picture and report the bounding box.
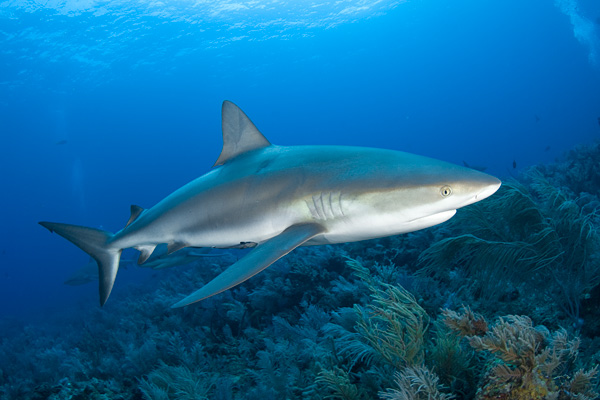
[126,205,145,228]
[213,101,271,167]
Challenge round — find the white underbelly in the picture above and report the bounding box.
[310,209,457,245]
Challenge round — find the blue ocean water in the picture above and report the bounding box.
[1,0,600,398]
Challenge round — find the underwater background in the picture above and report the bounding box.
[2,0,600,398]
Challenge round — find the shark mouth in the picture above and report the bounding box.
[409,209,457,225]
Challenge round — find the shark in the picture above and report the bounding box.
[40,101,501,308]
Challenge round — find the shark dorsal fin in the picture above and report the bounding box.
[125,205,145,228]
[213,101,271,167]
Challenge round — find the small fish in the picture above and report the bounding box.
[512,160,517,169]
[55,139,68,145]
[545,145,551,152]
[597,117,600,127]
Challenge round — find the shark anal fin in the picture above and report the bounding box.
[213,101,271,167]
[171,223,325,308]
[126,205,145,228]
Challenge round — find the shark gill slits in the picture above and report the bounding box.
[440,185,452,197]
[307,192,344,220]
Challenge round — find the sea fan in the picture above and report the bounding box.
[419,177,600,321]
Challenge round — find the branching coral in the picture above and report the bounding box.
[327,259,429,372]
[443,307,599,400]
[419,175,600,322]
[527,170,600,321]
[139,362,215,400]
[429,313,478,394]
[534,140,600,197]
[315,366,367,400]
[441,307,488,337]
[379,365,455,400]
[318,259,433,398]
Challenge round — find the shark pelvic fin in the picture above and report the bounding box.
[171,223,325,308]
[39,221,121,306]
[125,205,145,228]
[213,101,271,167]
[136,244,157,264]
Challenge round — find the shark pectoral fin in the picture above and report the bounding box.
[171,223,325,308]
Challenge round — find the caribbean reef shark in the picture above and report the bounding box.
[40,101,501,308]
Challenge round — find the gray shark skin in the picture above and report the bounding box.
[40,101,501,308]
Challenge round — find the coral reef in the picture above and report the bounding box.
[443,308,599,400]
[419,172,599,327]
[1,141,600,399]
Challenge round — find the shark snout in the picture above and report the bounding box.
[473,176,501,202]
[452,173,501,209]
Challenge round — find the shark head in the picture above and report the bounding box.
[409,153,499,214]
[407,155,500,203]
[441,166,502,208]
[326,150,501,241]
[399,159,501,229]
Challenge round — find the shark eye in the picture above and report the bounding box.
[440,185,453,197]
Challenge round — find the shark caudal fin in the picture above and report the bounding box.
[39,222,122,306]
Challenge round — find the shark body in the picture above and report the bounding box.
[40,101,500,308]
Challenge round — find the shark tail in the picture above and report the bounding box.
[39,221,122,306]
